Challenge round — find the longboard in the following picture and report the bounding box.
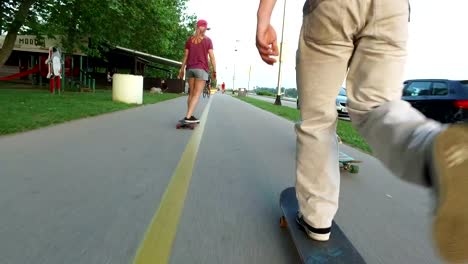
[339,151,361,174]
[176,120,197,130]
[280,187,366,264]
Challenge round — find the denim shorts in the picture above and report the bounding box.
[186,68,209,81]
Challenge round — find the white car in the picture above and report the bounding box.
[297,87,349,118]
[336,87,349,117]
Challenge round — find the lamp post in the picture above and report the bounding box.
[232,40,239,91]
[274,0,287,106]
[247,65,252,91]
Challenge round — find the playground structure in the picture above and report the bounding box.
[0,35,96,92]
[0,36,184,93]
[0,65,40,81]
[0,52,96,93]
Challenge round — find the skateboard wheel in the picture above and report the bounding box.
[343,164,350,171]
[350,165,359,174]
[279,216,288,228]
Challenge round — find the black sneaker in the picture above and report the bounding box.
[296,212,331,241]
[183,116,199,124]
[190,116,200,123]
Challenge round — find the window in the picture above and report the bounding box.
[432,82,448,96]
[461,81,468,93]
[403,81,432,96]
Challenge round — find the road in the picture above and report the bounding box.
[0,93,443,264]
[248,93,298,108]
[248,93,351,121]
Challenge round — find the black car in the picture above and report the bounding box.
[402,79,468,123]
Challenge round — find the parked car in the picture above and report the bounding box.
[336,87,348,117]
[402,79,468,123]
[296,87,349,118]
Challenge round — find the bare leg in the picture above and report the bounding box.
[187,78,195,110]
[186,79,205,118]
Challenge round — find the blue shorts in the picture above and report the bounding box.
[186,68,209,81]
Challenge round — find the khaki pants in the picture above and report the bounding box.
[296,0,443,229]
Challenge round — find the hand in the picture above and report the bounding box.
[178,69,185,79]
[211,71,216,80]
[256,24,279,65]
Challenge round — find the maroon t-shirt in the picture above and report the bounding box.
[185,36,213,72]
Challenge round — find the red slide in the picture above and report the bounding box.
[0,65,40,81]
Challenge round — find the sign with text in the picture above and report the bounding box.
[0,35,87,55]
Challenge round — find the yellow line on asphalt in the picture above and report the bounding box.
[133,98,213,264]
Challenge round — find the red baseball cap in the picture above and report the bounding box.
[197,19,210,30]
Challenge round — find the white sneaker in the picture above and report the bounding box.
[296,212,331,241]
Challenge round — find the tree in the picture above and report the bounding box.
[0,0,37,67]
[43,0,195,60]
[285,88,298,98]
[1,0,195,68]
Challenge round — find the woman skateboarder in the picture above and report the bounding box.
[178,19,217,123]
[256,0,468,262]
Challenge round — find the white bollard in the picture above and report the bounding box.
[112,74,143,104]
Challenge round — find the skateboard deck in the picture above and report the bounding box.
[280,187,366,264]
[339,151,361,174]
[176,121,197,130]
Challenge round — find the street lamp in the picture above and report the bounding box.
[247,65,252,91]
[233,40,239,91]
[274,0,287,106]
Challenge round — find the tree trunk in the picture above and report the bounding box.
[0,3,4,35]
[0,0,36,67]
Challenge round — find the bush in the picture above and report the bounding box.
[256,91,275,97]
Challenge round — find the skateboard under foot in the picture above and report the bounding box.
[279,187,366,264]
[176,120,199,130]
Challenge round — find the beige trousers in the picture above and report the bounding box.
[296,0,443,229]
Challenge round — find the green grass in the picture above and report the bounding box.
[236,96,372,153]
[0,89,181,135]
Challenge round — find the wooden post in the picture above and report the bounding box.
[80,56,83,83]
[62,54,65,91]
[30,55,34,85]
[134,56,137,75]
[71,56,74,90]
[39,55,42,87]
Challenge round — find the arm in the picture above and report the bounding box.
[257,0,276,28]
[178,49,189,79]
[208,49,217,79]
[256,0,279,65]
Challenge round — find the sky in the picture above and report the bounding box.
[187,0,468,89]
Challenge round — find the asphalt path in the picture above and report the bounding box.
[0,93,444,264]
